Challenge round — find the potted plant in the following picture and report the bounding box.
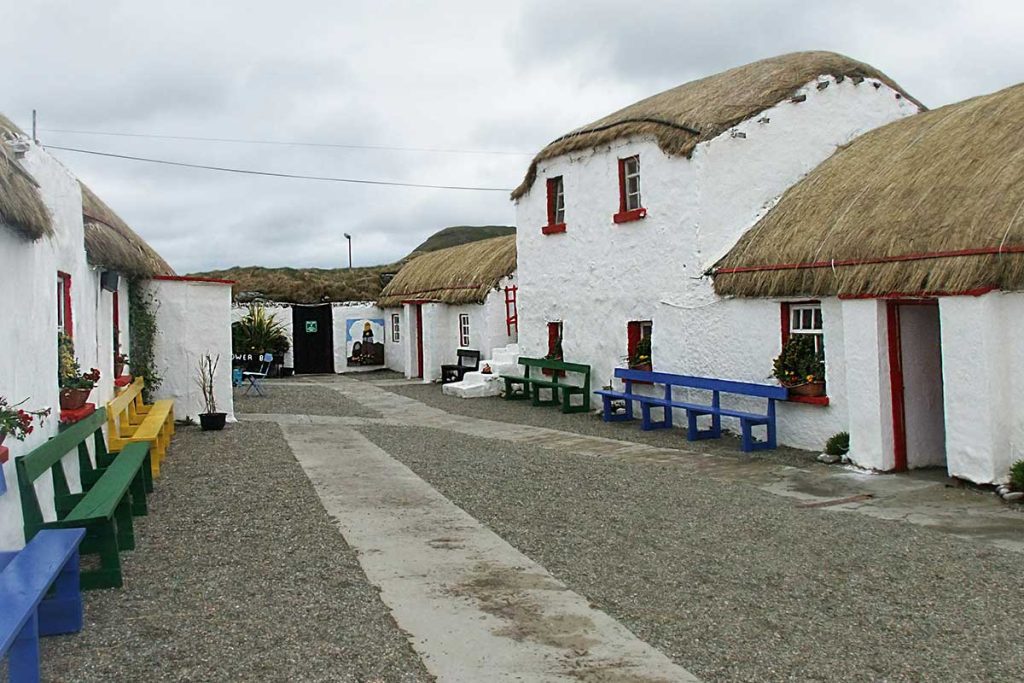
[629,336,652,371]
[114,352,129,378]
[196,353,227,431]
[0,397,50,445]
[772,335,825,397]
[233,304,289,374]
[58,333,101,410]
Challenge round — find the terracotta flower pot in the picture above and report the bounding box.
[630,362,653,372]
[787,381,826,397]
[59,388,92,411]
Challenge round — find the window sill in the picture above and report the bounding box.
[613,208,647,224]
[787,395,830,406]
[541,222,567,235]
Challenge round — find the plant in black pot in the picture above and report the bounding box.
[195,353,227,431]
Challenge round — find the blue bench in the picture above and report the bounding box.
[594,368,788,451]
[1,528,86,682]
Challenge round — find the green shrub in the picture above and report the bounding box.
[824,432,850,456]
[1010,460,1024,491]
[234,305,290,355]
[772,335,824,386]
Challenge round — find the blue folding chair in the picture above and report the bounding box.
[242,353,273,396]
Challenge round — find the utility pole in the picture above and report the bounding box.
[32,110,37,142]
[343,233,352,269]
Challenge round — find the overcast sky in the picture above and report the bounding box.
[4,1,1022,273]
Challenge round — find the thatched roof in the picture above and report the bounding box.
[194,263,396,304]
[377,234,516,307]
[80,182,175,277]
[713,83,1024,298]
[0,112,52,240]
[511,51,922,200]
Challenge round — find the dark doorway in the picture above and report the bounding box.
[414,304,424,379]
[292,304,335,374]
[887,300,946,472]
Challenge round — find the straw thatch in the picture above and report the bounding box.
[80,182,175,277]
[511,51,922,200]
[377,234,516,307]
[0,111,53,240]
[713,82,1024,298]
[195,263,397,304]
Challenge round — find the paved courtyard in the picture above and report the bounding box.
[42,375,1024,682]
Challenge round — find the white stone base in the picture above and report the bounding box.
[441,343,519,399]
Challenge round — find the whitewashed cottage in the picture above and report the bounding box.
[513,52,922,454]
[713,82,1024,484]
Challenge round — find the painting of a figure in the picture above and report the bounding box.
[346,318,385,366]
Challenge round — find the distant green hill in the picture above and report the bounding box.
[409,225,515,256]
[192,225,516,304]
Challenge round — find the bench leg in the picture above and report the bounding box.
[115,498,136,551]
[142,450,154,493]
[39,549,84,636]
[601,396,633,422]
[641,403,671,430]
[685,410,719,441]
[81,521,123,591]
[131,468,149,516]
[532,386,559,407]
[740,420,773,452]
[9,611,41,682]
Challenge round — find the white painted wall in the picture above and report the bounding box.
[516,76,916,453]
[383,306,405,374]
[333,302,386,373]
[841,299,895,471]
[146,278,235,422]
[0,142,108,549]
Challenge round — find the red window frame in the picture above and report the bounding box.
[546,321,562,358]
[458,313,470,347]
[627,320,652,367]
[780,301,829,405]
[614,155,646,224]
[542,176,567,235]
[57,271,73,337]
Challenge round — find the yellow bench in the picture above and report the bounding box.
[106,377,175,478]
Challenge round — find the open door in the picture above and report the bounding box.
[292,304,335,374]
[887,301,946,471]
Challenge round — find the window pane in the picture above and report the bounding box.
[813,308,823,329]
[801,309,812,329]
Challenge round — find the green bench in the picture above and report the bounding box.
[16,407,150,590]
[503,357,591,414]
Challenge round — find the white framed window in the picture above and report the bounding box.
[57,275,66,333]
[391,313,400,343]
[789,302,824,356]
[459,313,470,347]
[622,156,641,211]
[551,177,565,224]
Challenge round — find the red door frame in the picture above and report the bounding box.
[886,299,939,472]
[415,304,424,379]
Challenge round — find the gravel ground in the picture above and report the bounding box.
[383,382,819,468]
[358,423,1024,683]
[41,421,431,682]
[234,383,381,418]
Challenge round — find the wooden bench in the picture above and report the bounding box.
[107,377,174,479]
[441,349,481,384]
[16,408,149,590]
[503,357,591,414]
[1,528,86,682]
[595,368,788,451]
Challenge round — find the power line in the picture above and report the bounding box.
[41,127,534,157]
[45,145,515,193]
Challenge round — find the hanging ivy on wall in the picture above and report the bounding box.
[128,279,162,401]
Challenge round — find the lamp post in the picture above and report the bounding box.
[343,233,352,269]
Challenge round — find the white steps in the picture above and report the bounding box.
[442,344,519,398]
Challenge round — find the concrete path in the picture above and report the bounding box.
[250,375,1024,555]
[265,415,697,682]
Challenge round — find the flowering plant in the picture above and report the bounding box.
[772,335,824,386]
[58,332,101,390]
[0,396,51,441]
[629,336,652,368]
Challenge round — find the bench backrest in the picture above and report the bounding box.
[614,368,787,400]
[457,349,481,368]
[16,408,109,538]
[519,356,592,376]
[107,377,145,437]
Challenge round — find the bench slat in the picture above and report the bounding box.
[17,409,107,483]
[62,447,147,523]
[0,529,85,653]
[614,368,787,399]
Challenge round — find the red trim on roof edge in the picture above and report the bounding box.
[838,287,994,300]
[150,275,235,285]
[715,245,1024,276]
